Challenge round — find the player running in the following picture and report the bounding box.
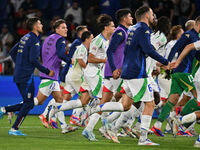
[0,17,54,136]
[152,16,200,137]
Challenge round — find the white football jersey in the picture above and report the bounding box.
[66,44,88,81]
[84,34,109,77]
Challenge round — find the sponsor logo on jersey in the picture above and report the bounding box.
[35,42,40,46]
[185,34,190,38]
[117,32,122,36]
[145,30,150,34]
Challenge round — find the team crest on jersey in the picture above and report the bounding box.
[185,34,190,38]
[35,42,40,46]
[145,30,150,34]
[117,32,122,36]
[27,93,31,98]
[62,41,66,44]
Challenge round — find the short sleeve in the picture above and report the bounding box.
[76,46,86,59]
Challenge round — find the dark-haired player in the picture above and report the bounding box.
[0,17,54,136]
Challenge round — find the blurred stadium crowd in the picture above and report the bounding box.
[0,0,200,75]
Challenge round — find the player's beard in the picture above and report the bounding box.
[149,18,157,31]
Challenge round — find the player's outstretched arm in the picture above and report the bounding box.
[170,43,195,69]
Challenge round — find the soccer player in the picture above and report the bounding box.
[161,25,184,134]
[60,25,88,83]
[82,8,133,140]
[64,26,88,126]
[128,16,171,136]
[34,19,78,133]
[62,30,93,125]
[86,6,169,145]
[0,17,54,136]
[48,14,115,140]
[170,40,200,146]
[39,25,88,128]
[152,16,200,137]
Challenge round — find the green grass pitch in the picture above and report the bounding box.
[0,115,199,150]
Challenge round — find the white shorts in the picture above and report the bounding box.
[81,73,103,98]
[103,78,123,93]
[149,75,159,93]
[158,75,171,98]
[123,78,154,102]
[39,79,60,97]
[64,80,82,96]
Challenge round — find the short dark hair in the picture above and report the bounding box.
[97,14,113,32]
[115,8,132,23]
[81,31,92,42]
[53,19,66,31]
[76,25,87,34]
[169,25,183,40]
[155,16,171,36]
[26,17,40,31]
[135,6,150,21]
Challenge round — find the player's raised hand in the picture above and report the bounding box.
[49,70,55,77]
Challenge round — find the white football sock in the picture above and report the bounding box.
[134,121,141,131]
[140,115,152,141]
[138,102,144,115]
[85,113,101,132]
[95,102,124,113]
[181,112,196,124]
[34,97,39,106]
[123,105,140,128]
[101,112,109,119]
[57,111,67,129]
[169,111,176,118]
[186,121,196,131]
[113,105,137,131]
[165,122,171,131]
[59,99,82,111]
[107,112,121,123]
[43,98,56,117]
[154,120,162,129]
[72,108,84,118]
